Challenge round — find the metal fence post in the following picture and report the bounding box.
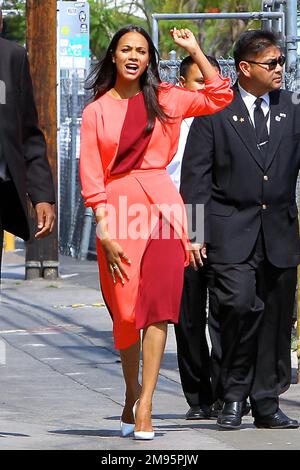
[168,50,178,83]
[79,207,94,260]
[285,0,298,74]
[151,11,285,52]
[261,1,272,32]
[152,15,159,50]
[70,72,79,224]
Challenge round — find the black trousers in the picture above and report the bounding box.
[0,181,17,280]
[0,198,3,280]
[175,264,214,407]
[207,232,297,417]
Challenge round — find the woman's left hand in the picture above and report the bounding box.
[169,27,199,54]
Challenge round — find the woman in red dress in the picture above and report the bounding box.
[80,25,232,439]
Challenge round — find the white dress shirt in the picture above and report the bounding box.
[238,83,270,133]
[167,117,194,191]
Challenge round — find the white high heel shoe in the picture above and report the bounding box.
[120,420,135,437]
[120,400,137,437]
[133,400,155,440]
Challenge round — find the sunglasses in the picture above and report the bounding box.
[245,55,286,70]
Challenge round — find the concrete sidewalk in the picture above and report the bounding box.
[0,249,299,450]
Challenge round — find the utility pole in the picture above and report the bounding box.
[25,0,58,280]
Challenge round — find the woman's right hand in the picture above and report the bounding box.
[169,27,200,55]
[101,238,131,285]
[95,206,131,284]
[169,27,217,82]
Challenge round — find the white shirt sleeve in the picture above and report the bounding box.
[167,118,194,191]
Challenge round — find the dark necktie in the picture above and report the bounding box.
[253,97,269,156]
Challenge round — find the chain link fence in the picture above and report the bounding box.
[59,71,90,257]
[58,62,299,259]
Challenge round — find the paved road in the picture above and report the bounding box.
[0,251,299,450]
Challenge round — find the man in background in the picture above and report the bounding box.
[167,55,222,420]
[181,30,299,429]
[0,8,55,278]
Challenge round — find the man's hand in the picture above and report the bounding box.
[189,242,207,270]
[34,202,56,239]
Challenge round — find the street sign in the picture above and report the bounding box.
[58,1,90,69]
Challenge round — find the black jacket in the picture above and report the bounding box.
[0,37,55,240]
[180,86,300,268]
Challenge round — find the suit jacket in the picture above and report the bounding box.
[0,37,55,240]
[180,85,300,268]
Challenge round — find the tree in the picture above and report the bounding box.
[89,0,262,58]
[1,0,26,45]
[89,0,147,58]
[198,0,262,57]
[139,0,262,58]
[0,1,264,61]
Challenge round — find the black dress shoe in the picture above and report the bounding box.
[210,399,224,418]
[217,401,244,429]
[211,399,250,418]
[242,399,251,416]
[254,408,299,429]
[185,405,211,420]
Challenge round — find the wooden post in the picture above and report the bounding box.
[25,0,58,280]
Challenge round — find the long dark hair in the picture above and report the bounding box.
[86,25,169,133]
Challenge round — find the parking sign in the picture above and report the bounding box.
[58,1,90,69]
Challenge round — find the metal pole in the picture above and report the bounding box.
[285,0,298,74]
[152,12,283,20]
[70,72,78,226]
[152,16,159,51]
[168,50,178,84]
[271,1,283,36]
[152,12,284,51]
[263,0,286,5]
[78,207,94,260]
[261,1,272,32]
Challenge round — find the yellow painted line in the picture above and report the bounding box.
[53,303,106,309]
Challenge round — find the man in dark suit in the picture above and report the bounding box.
[0,9,55,275]
[180,30,299,429]
[168,55,221,421]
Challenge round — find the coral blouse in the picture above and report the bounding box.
[80,74,233,211]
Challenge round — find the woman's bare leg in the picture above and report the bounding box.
[119,338,141,423]
[135,321,168,432]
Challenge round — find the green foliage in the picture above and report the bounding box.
[1,0,26,45]
[89,0,147,59]
[149,0,262,58]
[0,1,262,59]
[89,0,262,60]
